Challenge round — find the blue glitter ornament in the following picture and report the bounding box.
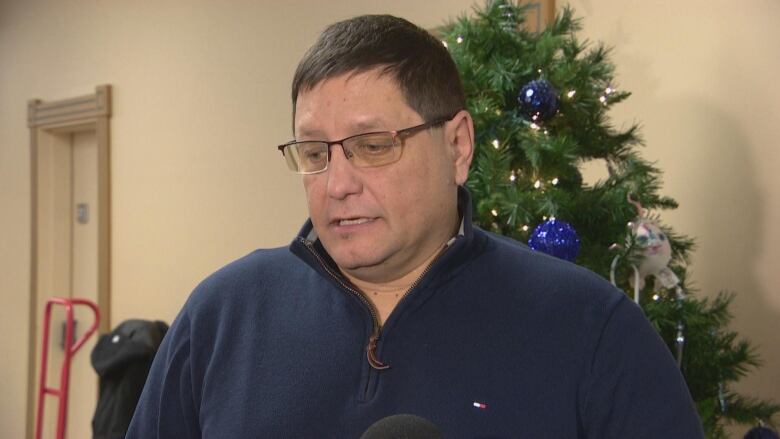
[528,219,580,262]
[744,426,780,439]
[517,79,560,122]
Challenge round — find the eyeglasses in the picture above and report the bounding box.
[277,113,457,174]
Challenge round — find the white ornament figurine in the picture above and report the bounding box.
[609,195,686,368]
[610,196,682,302]
[630,219,679,291]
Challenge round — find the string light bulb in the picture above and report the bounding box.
[534,180,542,189]
[567,90,576,98]
[492,139,500,149]
[551,177,559,185]
[530,123,540,131]
[509,171,516,182]
[491,209,499,217]
[522,225,529,232]
[456,36,464,44]
[599,87,613,106]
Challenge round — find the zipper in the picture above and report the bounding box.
[302,237,454,372]
[301,239,388,370]
[392,242,449,313]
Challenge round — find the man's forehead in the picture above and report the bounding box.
[294,70,413,137]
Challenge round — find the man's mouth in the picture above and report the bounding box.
[337,218,374,226]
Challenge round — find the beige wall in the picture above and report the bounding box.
[1,0,778,437]
[565,0,780,430]
[0,1,475,437]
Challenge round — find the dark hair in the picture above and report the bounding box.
[291,14,465,128]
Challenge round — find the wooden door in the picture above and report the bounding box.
[28,86,111,439]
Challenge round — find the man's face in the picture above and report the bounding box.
[294,69,472,283]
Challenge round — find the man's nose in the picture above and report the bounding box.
[325,144,362,200]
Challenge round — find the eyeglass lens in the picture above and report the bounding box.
[284,132,399,173]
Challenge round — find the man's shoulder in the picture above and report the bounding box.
[478,228,611,285]
[184,245,304,311]
[470,228,647,366]
[474,227,626,314]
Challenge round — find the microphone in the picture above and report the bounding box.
[360,414,443,439]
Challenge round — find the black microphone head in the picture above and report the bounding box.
[360,414,443,439]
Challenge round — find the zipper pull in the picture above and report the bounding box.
[367,333,390,370]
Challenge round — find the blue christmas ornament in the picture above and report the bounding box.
[517,79,560,122]
[744,426,780,439]
[528,219,580,262]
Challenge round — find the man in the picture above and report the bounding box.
[128,14,705,438]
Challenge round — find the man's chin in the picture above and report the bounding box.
[332,254,384,272]
[330,251,391,279]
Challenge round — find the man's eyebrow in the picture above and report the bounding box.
[295,127,320,139]
[296,118,388,140]
[353,118,385,132]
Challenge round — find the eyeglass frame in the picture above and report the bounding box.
[277,111,460,174]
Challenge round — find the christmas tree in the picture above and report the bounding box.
[439,1,779,437]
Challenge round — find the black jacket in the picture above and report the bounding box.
[91,319,168,439]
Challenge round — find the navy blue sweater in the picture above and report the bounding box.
[127,195,704,438]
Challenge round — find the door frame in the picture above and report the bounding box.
[26,85,112,438]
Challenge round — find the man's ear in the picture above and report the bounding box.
[446,110,475,186]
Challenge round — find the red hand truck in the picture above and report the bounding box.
[35,297,100,439]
